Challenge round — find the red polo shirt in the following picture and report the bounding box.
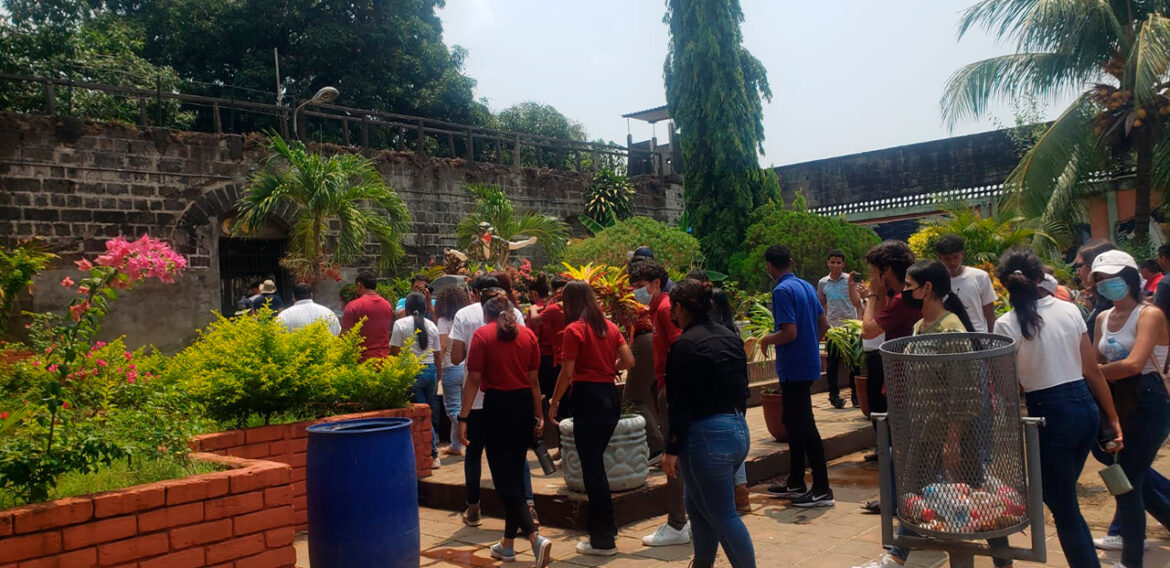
[538,301,566,362]
[650,293,682,389]
[562,319,626,383]
[341,293,394,361]
[466,323,540,392]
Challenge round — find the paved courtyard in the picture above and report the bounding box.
[295,446,1170,568]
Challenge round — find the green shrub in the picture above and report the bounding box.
[730,205,880,292]
[167,309,421,428]
[562,217,701,274]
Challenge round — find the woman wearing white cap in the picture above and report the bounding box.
[1091,249,1170,568]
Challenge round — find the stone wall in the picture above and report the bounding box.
[0,113,682,351]
[775,129,1020,209]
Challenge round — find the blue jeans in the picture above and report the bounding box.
[1113,373,1170,568]
[1025,380,1101,568]
[679,412,755,568]
[410,363,440,458]
[441,365,465,452]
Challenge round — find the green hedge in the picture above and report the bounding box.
[562,217,701,274]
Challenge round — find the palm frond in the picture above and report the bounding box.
[959,0,1125,58]
[512,212,569,258]
[941,52,1099,127]
[1003,92,1100,216]
[1126,14,1170,107]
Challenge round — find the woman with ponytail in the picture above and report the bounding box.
[457,294,552,567]
[548,281,636,556]
[391,291,441,463]
[992,248,1121,568]
[903,260,974,334]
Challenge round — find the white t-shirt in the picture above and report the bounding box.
[436,317,456,369]
[449,302,526,409]
[950,266,998,333]
[390,316,440,364]
[994,296,1087,393]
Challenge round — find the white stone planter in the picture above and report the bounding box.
[558,414,649,493]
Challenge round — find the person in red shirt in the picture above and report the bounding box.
[1140,259,1163,296]
[527,275,569,449]
[340,271,395,361]
[628,259,690,546]
[458,295,552,568]
[548,281,635,557]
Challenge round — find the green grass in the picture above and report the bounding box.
[0,457,226,509]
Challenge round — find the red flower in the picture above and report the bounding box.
[75,258,93,271]
[0,412,8,420]
[69,300,91,321]
[60,276,75,287]
[62,401,70,409]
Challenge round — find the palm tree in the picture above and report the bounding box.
[909,201,1056,263]
[942,1,1170,245]
[455,184,569,267]
[234,134,412,281]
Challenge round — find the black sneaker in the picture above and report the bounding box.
[791,489,835,508]
[863,452,878,462]
[830,396,846,409]
[767,481,808,499]
[861,499,881,514]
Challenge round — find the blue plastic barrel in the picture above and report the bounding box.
[306,417,419,568]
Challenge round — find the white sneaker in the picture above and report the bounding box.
[852,555,902,568]
[1095,535,1147,551]
[576,540,617,556]
[642,522,691,546]
[433,456,442,468]
[1111,563,1132,568]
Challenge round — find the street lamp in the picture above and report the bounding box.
[292,86,339,140]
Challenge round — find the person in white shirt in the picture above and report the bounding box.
[274,283,341,335]
[449,275,530,528]
[935,235,998,333]
[993,248,1120,568]
[391,291,442,466]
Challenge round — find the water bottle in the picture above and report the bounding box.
[1103,337,1130,362]
[531,435,557,475]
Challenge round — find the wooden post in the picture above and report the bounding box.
[495,138,503,164]
[361,117,370,148]
[417,119,426,154]
[155,73,163,127]
[447,133,456,157]
[398,126,406,151]
[536,145,543,168]
[44,82,56,115]
[212,103,222,133]
[138,98,149,126]
[342,119,350,146]
[466,129,475,162]
[512,135,522,171]
[575,149,582,171]
[279,110,289,139]
[593,148,601,172]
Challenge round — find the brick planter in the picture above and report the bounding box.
[190,405,433,529]
[0,453,295,568]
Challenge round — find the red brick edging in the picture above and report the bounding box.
[0,453,295,568]
[190,405,433,530]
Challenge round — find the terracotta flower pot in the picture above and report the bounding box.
[854,375,870,418]
[760,391,787,442]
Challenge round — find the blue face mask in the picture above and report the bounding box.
[1096,277,1130,301]
[633,286,652,305]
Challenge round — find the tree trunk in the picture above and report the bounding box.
[1134,129,1153,247]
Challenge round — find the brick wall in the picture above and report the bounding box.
[0,112,683,351]
[775,128,1019,209]
[0,453,295,568]
[190,405,432,530]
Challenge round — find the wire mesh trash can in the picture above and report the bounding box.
[875,332,1047,567]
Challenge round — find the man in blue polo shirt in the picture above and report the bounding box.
[759,244,834,508]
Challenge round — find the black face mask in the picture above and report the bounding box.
[900,288,924,310]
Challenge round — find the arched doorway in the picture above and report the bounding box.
[217,215,292,314]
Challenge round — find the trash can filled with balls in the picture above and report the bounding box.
[875,332,1046,568]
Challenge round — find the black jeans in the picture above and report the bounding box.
[464,409,486,505]
[780,381,829,492]
[825,341,857,402]
[484,389,539,540]
[865,350,887,415]
[538,355,563,448]
[572,381,620,548]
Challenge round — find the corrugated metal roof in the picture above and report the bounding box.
[622,105,669,123]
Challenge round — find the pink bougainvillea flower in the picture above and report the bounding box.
[96,359,107,367]
[31,360,40,367]
[47,364,58,372]
[69,300,91,321]
[123,351,132,361]
[95,341,107,348]
[60,277,75,287]
[62,401,70,409]
[78,286,90,295]
[0,412,7,419]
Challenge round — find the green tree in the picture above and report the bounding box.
[942,1,1170,246]
[562,216,702,275]
[496,101,587,140]
[234,135,412,281]
[455,184,569,267]
[664,0,779,270]
[730,205,881,292]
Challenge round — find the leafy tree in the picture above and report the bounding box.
[234,135,412,282]
[455,184,569,267]
[562,216,702,275]
[942,1,1170,246]
[496,101,587,140]
[907,202,1056,264]
[664,0,779,270]
[730,204,881,292]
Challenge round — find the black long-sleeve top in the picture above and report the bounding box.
[664,318,750,455]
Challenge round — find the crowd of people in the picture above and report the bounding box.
[245,234,1170,568]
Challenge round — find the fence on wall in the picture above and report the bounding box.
[0,71,641,173]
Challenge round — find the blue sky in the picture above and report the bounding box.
[438,0,1071,167]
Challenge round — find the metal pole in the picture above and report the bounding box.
[273,48,282,106]
[948,552,976,568]
[874,413,896,548]
[1023,416,1047,564]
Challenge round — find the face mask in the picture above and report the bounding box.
[900,288,924,310]
[633,286,652,305]
[1096,277,1130,301]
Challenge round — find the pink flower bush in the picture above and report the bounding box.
[93,234,187,285]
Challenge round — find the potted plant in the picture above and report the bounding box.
[759,384,787,442]
[825,319,868,416]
